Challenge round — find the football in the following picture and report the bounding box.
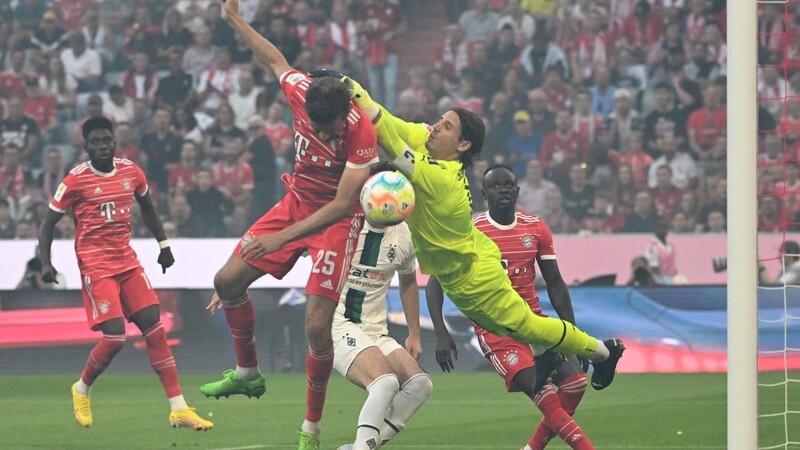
[360,170,416,226]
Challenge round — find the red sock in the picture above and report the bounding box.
[530,385,594,450]
[529,375,588,448]
[305,344,334,422]
[143,322,182,398]
[81,334,126,385]
[222,293,258,368]
[557,374,588,416]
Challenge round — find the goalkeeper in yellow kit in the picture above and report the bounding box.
[328,71,625,394]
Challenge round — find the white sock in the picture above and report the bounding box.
[590,339,610,362]
[168,394,189,411]
[354,374,399,450]
[301,419,321,435]
[235,365,261,380]
[524,445,534,450]
[75,379,91,396]
[381,373,432,443]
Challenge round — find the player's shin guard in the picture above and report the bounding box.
[305,344,334,422]
[531,385,594,450]
[381,373,433,445]
[143,322,182,398]
[354,374,399,450]
[81,333,126,385]
[221,292,258,369]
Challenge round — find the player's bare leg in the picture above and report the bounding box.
[298,295,337,450]
[201,255,267,399]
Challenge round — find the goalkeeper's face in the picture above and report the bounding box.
[426,111,471,161]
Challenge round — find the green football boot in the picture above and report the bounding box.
[200,369,266,399]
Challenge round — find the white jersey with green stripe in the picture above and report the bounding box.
[335,221,417,335]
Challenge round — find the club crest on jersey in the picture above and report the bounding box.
[97,300,110,315]
[347,337,356,347]
[387,246,396,263]
[522,235,533,248]
[240,232,254,248]
[120,179,133,191]
[505,350,519,366]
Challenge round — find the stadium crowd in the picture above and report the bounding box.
[0,0,782,240]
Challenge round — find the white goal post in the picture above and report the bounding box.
[727,0,758,448]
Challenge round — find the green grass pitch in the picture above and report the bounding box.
[0,372,796,449]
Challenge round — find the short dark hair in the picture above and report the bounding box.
[82,116,113,141]
[452,108,485,170]
[482,163,514,178]
[305,77,351,125]
[784,240,800,255]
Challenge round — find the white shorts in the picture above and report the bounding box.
[332,317,403,376]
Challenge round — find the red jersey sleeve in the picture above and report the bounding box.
[132,163,149,197]
[279,69,310,100]
[536,220,557,261]
[49,172,79,213]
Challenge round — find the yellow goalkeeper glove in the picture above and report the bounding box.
[307,69,374,110]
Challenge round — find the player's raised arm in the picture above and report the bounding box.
[426,276,458,372]
[38,208,65,283]
[220,0,291,78]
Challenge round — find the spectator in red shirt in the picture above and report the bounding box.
[452,74,484,116]
[0,144,33,205]
[650,164,683,221]
[610,130,653,189]
[541,66,572,113]
[52,0,96,31]
[617,0,664,62]
[539,110,588,187]
[0,49,30,98]
[358,0,407,111]
[570,9,613,86]
[120,52,159,106]
[435,24,473,87]
[168,141,200,196]
[210,137,254,235]
[22,77,58,144]
[687,84,726,165]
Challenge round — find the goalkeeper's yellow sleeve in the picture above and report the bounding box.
[375,105,431,155]
[374,106,406,160]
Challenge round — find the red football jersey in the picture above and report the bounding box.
[472,210,556,334]
[49,158,147,277]
[279,70,378,208]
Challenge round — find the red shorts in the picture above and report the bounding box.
[235,194,364,302]
[80,266,159,331]
[477,331,536,392]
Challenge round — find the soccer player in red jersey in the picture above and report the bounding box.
[428,164,595,450]
[202,2,378,449]
[37,116,213,430]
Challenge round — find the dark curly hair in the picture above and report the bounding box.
[305,77,351,125]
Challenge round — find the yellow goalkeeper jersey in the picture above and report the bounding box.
[373,107,482,276]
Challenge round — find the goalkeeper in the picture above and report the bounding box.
[339,73,625,393]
